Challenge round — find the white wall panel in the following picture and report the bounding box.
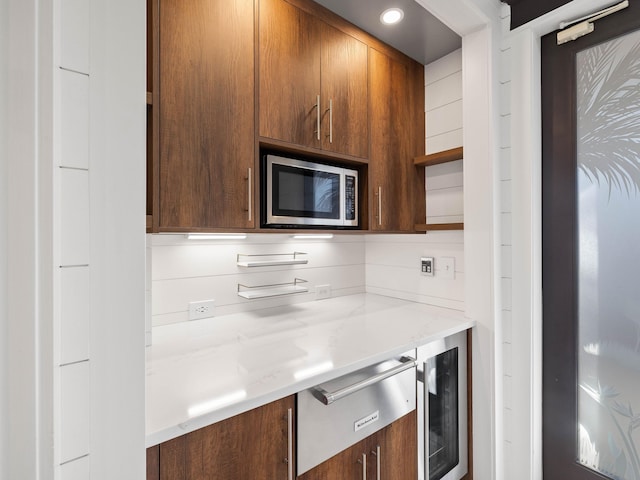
[426,130,464,154]
[424,160,463,190]
[426,187,464,220]
[426,71,462,111]
[425,49,463,85]
[60,0,90,74]
[59,361,90,463]
[60,455,90,480]
[426,100,463,137]
[60,70,89,169]
[60,168,89,266]
[59,266,90,365]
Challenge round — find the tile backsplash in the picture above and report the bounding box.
[149,232,464,328]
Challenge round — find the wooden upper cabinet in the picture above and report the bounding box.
[259,0,368,159]
[155,0,255,231]
[368,47,425,232]
[320,22,368,159]
[158,396,295,480]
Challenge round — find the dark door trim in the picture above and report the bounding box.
[541,3,640,479]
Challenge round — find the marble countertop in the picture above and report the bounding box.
[146,293,474,447]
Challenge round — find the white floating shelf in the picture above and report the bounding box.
[237,252,308,268]
[237,285,309,299]
[237,278,309,300]
[237,259,308,268]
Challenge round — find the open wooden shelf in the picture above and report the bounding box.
[415,222,464,232]
[414,147,463,167]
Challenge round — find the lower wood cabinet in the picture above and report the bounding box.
[147,395,295,480]
[298,410,417,480]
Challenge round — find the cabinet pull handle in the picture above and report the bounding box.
[371,445,381,480]
[314,95,321,141]
[325,98,333,144]
[357,453,367,480]
[286,407,293,480]
[377,186,382,226]
[247,167,253,222]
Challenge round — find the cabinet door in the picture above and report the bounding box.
[157,0,255,230]
[158,396,294,480]
[373,411,418,480]
[320,23,368,159]
[368,48,423,232]
[297,437,370,480]
[259,0,321,148]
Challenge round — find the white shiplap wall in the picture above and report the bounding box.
[425,49,464,225]
[56,0,91,475]
[150,234,366,326]
[499,4,514,478]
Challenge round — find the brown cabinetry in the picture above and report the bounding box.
[259,0,368,159]
[151,0,255,232]
[298,411,417,480]
[153,396,295,480]
[368,47,425,232]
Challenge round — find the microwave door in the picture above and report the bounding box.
[268,163,343,226]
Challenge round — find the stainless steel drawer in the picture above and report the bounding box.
[297,352,416,475]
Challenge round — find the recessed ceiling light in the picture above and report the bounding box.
[380,7,404,25]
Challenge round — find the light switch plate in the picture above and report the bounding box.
[316,284,331,300]
[421,257,434,276]
[439,257,455,280]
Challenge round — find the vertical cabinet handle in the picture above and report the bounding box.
[247,167,252,222]
[377,186,383,226]
[357,453,367,480]
[314,95,321,141]
[371,445,381,480]
[325,98,333,144]
[286,408,293,480]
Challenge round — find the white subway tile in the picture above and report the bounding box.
[426,130,463,154]
[60,361,90,463]
[60,455,90,479]
[60,70,89,169]
[425,49,462,85]
[426,100,463,138]
[60,0,90,73]
[426,71,462,112]
[59,266,90,365]
[60,169,90,266]
[426,159,463,190]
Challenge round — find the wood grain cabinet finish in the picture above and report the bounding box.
[156,396,295,480]
[154,0,255,231]
[259,0,368,159]
[368,48,425,232]
[298,411,417,480]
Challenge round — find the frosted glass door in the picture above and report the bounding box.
[577,28,640,480]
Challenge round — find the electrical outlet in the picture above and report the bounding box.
[316,284,331,300]
[439,257,455,280]
[188,299,215,320]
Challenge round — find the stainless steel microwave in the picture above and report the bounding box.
[262,154,359,228]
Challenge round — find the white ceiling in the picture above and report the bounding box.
[313,0,462,65]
